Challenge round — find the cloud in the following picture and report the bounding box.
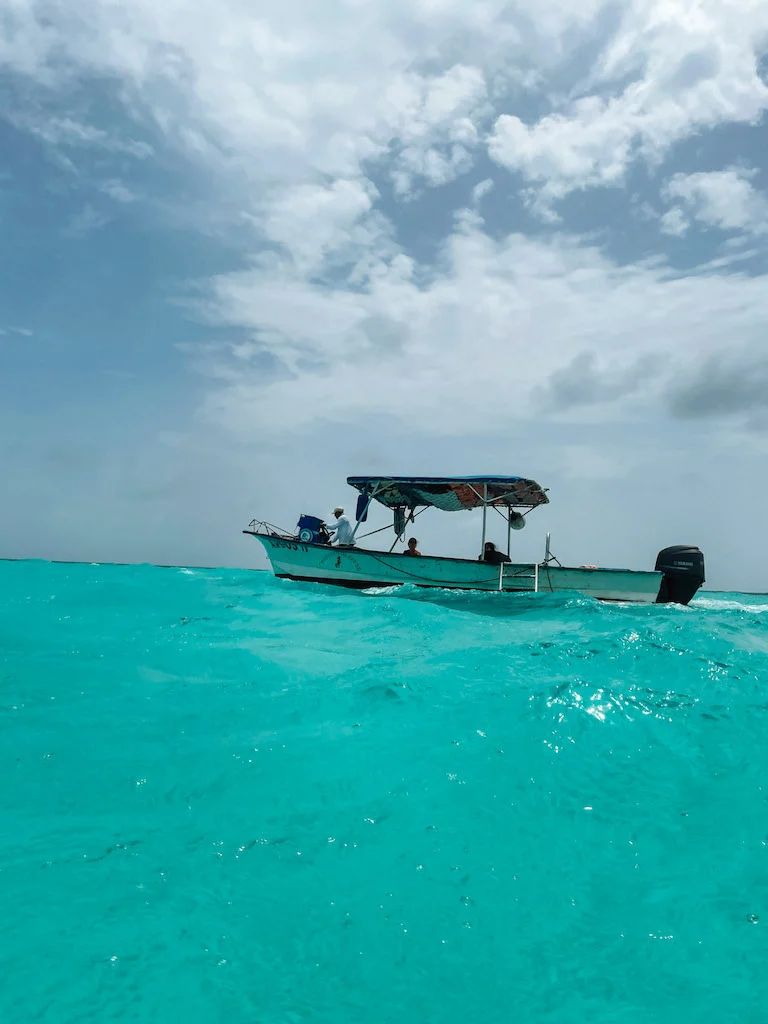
[257,178,392,275]
[667,348,768,423]
[192,219,768,436]
[489,97,636,201]
[64,204,109,237]
[389,64,489,195]
[470,178,494,205]
[0,325,34,337]
[661,168,768,235]
[7,0,761,235]
[537,351,665,413]
[11,114,154,158]
[0,2,499,191]
[3,2,768,473]
[101,180,138,203]
[488,2,768,208]
[3,0,766,270]
[659,207,689,236]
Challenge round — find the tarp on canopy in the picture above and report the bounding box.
[347,476,548,511]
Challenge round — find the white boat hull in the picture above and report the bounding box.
[245,533,663,603]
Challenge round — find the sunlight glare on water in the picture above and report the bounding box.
[2,560,767,1022]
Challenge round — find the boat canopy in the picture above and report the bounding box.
[347,475,549,512]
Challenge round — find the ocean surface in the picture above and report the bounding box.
[2,559,768,1023]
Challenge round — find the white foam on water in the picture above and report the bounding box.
[693,596,768,614]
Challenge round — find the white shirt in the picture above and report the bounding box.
[330,514,354,546]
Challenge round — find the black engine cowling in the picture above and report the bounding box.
[655,545,705,605]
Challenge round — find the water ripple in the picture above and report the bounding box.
[2,561,767,1023]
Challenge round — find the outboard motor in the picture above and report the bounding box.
[655,545,705,605]
[296,515,329,545]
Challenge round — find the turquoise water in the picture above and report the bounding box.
[2,560,768,1023]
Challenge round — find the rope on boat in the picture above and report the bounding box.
[356,506,427,541]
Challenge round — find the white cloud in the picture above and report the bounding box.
[258,178,389,274]
[3,0,768,456]
[389,64,489,194]
[0,325,34,337]
[0,3,499,182]
[0,0,518,272]
[659,206,689,236]
[8,0,742,229]
[471,178,494,204]
[393,142,475,196]
[65,204,109,237]
[101,180,138,203]
[418,65,487,133]
[662,168,768,234]
[489,96,635,200]
[3,0,766,249]
[195,218,768,436]
[14,115,154,158]
[488,1,768,206]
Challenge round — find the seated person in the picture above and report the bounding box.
[328,506,355,546]
[403,537,421,557]
[480,541,511,564]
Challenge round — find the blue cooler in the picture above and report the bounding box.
[296,515,327,544]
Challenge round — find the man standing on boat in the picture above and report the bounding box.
[328,506,355,547]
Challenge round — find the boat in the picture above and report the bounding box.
[243,475,705,605]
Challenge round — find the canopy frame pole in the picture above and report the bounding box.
[507,507,512,557]
[480,483,488,555]
[351,482,380,542]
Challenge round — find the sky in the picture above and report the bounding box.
[1,0,767,590]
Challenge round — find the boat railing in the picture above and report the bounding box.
[498,562,539,592]
[247,519,294,539]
